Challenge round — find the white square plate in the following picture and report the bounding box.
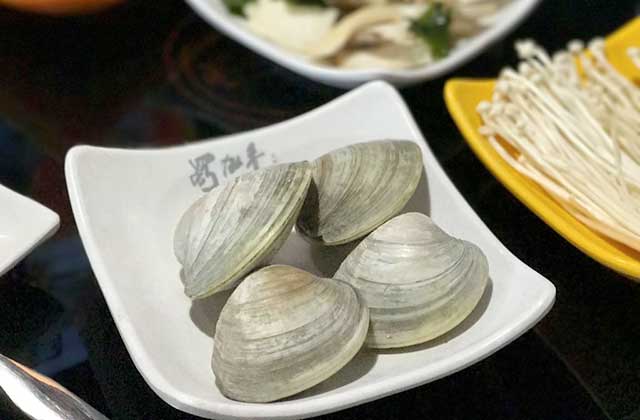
[0,185,60,276]
[184,0,541,88]
[65,81,555,420]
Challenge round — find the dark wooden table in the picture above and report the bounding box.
[0,0,639,419]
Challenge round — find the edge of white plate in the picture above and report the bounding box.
[183,0,542,88]
[65,80,555,419]
[0,185,60,277]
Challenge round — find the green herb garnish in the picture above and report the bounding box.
[410,2,452,59]
[224,0,254,15]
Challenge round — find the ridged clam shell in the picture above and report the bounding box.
[212,265,369,402]
[297,140,423,246]
[334,212,488,348]
[174,162,312,299]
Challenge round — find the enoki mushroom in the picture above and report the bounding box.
[478,38,640,251]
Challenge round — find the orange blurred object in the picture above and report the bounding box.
[0,0,125,15]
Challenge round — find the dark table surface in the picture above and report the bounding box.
[0,0,639,419]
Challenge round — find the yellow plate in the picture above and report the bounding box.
[444,17,640,280]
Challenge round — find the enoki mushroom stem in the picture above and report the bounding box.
[478,38,640,252]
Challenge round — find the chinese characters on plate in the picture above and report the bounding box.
[189,142,274,192]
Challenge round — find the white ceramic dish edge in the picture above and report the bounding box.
[183,0,542,88]
[65,81,555,420]
[0,185,60,277]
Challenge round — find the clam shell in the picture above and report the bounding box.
[174,162,312,299]
[297,140,423,245]
[212,265,369,402]
[334,212,489,348]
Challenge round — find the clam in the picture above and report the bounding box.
[174,162,312,299]
[334,212,489,348]
[297,140,423,245]
[212,265,369,402]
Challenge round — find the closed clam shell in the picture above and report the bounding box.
[297,140,423,245]
[334,212,488,348]
[212,265,369,402]
[174,162,312,299]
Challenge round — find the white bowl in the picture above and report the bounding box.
[0,185,60,276]
[65,81,555,420]
[184,0,541,88]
